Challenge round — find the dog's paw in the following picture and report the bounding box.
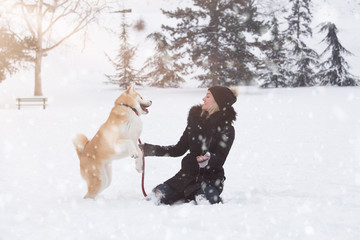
[130,149,140,159]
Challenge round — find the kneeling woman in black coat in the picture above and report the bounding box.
[143,86,238,205]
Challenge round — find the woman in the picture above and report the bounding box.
[143,86,238,205]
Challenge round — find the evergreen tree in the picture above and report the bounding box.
[317,22,359,86]
[258,16,288,88]
[286,0,312,39]
[140,32,185,87]
[105,14,139,89]
[284,0,319,87]
[161,0,265,87]
[224,0,266,86]
[0,27,32,82]
[293,43,319,87]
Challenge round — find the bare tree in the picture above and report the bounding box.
[6,0,109,96]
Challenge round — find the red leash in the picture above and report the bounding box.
[138,139,147,197]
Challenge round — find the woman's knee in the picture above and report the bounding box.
[153,183,179,205]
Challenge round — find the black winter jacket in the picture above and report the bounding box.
[143,105,236,196]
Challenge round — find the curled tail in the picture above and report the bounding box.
[72,134,89,158]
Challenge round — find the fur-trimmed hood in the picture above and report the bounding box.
[187,105,237,127]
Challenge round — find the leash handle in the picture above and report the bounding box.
[138,139,147,197]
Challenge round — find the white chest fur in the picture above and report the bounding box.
[119,113,142,140]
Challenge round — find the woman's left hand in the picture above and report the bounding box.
[197,152,210,168]
[197,155,208,162]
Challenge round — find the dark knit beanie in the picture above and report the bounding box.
[208,86,237,111]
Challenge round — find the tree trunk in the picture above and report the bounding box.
[34,0,43,96]
[34,50,43,96]
[209,0,219,87]
[212,71,219,86]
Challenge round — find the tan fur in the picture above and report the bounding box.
[72,83,152,199]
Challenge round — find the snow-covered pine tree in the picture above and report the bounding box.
[161,0,265,87]
[225,0,266,86]
[105,14,140,89]
[258,16,289,88]
[140,32,185,87]
[317,22,359,86]
[284,0,319,87]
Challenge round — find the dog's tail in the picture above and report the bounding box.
[72,134,89,158]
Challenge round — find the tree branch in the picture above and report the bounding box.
[42,12,96,53]
[18,1,36,37]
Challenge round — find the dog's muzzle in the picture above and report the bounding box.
[141,101,152,114]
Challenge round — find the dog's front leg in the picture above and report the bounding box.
[134,155,143,173]
[132,142,143,173]
[123,139,143,173]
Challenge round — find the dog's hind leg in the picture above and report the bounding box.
[83,163,107,199]
[84,176,102,199]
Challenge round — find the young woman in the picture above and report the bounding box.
[143,86,238,204]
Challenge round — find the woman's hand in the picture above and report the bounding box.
[197,152,211,168]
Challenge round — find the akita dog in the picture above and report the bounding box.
[72,83,152,199]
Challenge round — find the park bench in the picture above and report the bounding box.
[16,97,48,110]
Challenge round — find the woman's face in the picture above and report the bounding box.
[202,91,216,111]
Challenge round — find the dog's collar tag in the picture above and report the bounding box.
[118,103,139,116]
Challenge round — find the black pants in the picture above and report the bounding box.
[154,181,223,205]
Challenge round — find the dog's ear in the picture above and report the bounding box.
[126,83,135,94]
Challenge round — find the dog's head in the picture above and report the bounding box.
[115,83,152,115]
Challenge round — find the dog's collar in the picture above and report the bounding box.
[118,103,139,116]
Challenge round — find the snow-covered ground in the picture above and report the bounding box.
[1,80,360,240]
